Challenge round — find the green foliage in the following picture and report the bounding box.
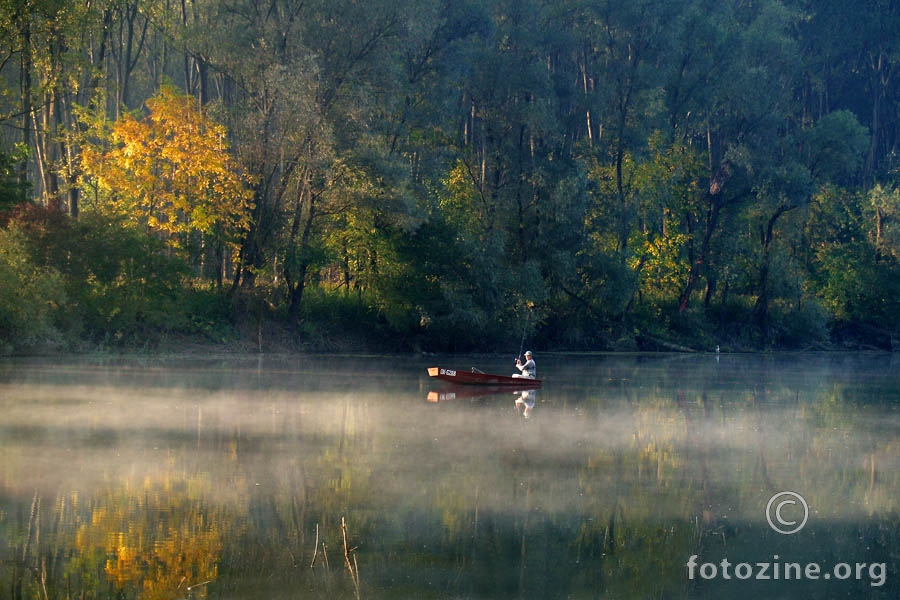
[804,110,869,184]
[4,0,900,351]
[69,216,189,340]
[868,184,900,261]
[0,144,30,211]
[0,226,66,354]
[816,242,900,325]
[294,285,403,351]
[4,205,198,348]
[802,185,900,346]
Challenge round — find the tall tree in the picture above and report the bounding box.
[79,84,254,284]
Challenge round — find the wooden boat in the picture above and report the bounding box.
[427,366,541,387]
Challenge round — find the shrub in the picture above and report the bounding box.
[0,228,66,353]
[6,205,192,347]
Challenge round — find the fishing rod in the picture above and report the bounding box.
[516,308,529,363]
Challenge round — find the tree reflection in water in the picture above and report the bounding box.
[1,354,900,598]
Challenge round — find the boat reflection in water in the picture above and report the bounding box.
[426,385,539,417]
[426,385,539,402]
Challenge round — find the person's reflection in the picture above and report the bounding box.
[515,388,536,418]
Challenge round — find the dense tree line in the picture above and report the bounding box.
[1,0,900,354]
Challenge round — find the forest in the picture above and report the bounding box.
[1,0,900,354]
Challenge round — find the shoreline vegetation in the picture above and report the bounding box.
[0,202,896,357]
[1,307,893,359]
[3,2,900,357]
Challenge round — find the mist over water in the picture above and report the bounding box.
[1,353,899,598]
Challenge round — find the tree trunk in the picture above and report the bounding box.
[875,206,885,263]
[19,14,33,198]
[678,163,730,312]
[754,204,794,332]
[285,178,319,324]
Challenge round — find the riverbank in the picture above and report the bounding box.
[4,313,891,359]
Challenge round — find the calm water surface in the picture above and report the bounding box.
[1,352,900,599]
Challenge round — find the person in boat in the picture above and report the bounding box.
[513,350,536,379]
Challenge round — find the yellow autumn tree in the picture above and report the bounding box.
[80,85,254,267]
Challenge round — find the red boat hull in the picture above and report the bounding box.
[427,366,541,387]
